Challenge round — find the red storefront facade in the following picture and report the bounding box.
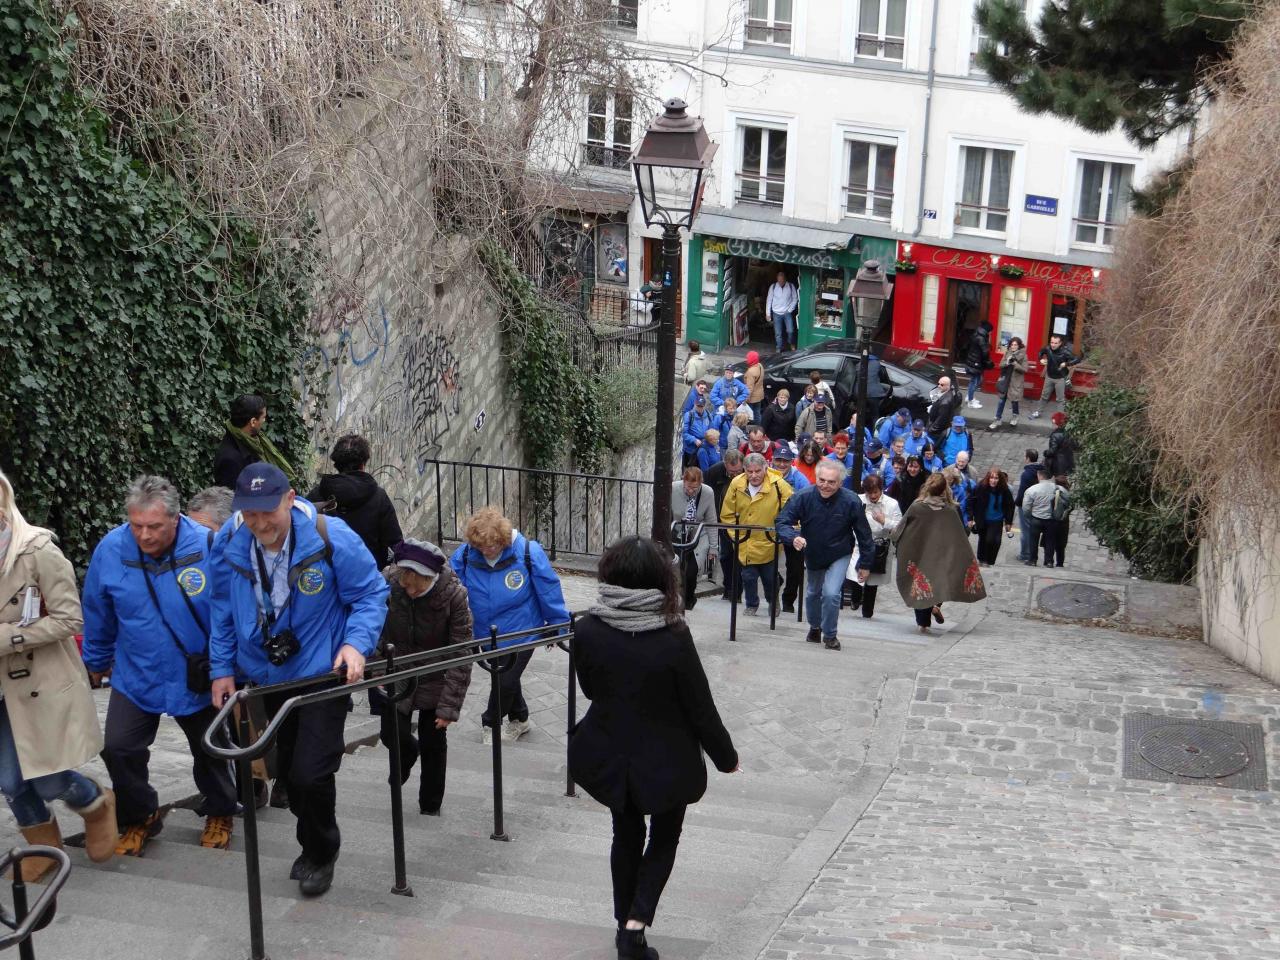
[888,241,1103,393]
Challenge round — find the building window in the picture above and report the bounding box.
[844,138,896,220]
[736,125,787,206]
[956,145,1013,234]
[747,0,793,47]
[584,91,633,169]
[970,0,1026,74]
[998,286,1031,346]
[460,58,503,101]
[919,274,940,343]
[1073,160,1134,247]
[593,0,638,28]
[856,0,907,63]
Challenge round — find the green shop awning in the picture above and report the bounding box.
[693,210,898,272]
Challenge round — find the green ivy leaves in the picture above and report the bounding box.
[0,0,315,570]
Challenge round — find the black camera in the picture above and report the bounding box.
[263,629,300,667]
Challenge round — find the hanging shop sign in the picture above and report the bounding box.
[703,236,854,271]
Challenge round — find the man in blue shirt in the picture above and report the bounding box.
[209,464,389,897]
[83,475,239,857]
[775,460,875,651]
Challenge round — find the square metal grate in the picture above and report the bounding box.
[1123,714,1268,791]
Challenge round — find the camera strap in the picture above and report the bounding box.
[137,543,207,658]
[253,528,297,632]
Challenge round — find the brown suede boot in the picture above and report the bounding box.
[14,819,62,883]
[71,781,118,864]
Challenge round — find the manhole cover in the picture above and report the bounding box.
[1037,583,1120,620]
[1137,724,1250,778]
[1123,714,1268,791]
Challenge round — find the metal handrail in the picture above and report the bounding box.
[0,845,70,957]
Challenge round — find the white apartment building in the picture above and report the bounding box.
[544,0,1186,388]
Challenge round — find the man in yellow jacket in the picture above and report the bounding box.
[720,452,792,616]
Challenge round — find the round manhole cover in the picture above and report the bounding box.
[1037,583,1120,620]
[1138,724,1251,779]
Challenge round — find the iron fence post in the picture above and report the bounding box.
[383,644,414,898]
[769,536,780,631]
[564,613,578,798]
[12,869,32,960]
[488,625,511,842]
[235,696,268,960]
[728,516,740,643]
[434,460,443,545]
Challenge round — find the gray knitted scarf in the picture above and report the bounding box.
[589,584,679,633]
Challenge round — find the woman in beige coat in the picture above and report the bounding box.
[0,470,117,879]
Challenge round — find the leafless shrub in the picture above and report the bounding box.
[1095,5,1280,556]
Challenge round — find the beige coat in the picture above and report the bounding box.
[0,531,101,779]
[743,362,765,404]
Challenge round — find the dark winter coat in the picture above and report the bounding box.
[703,462,740,514]
[887,468,929,510]
[963,322,994,374]
[926,387,963,439]
[775,486,875,572]
[1014,463,1041,508]
[1044,429,1076,476]
[213,430,259,489]
[890,496,988,609]
[969,483,1015,531]
[761,402,798,442]
[1039,344,1082,380]
[568,614,738,814]
[378,567,474,719]
[308,471,403,567]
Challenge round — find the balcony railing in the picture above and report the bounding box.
[735,171,786,206]
[582,142,632,170]
[746,18,792,46]
[855,32,905,62]
[955,200,1009,233]
[1072,216,1120,247]
[844,185,894,220]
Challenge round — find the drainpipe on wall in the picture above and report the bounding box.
[913,0,941,238]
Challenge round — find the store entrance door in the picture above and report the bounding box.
[642,238,683,337]
[944,279,990,364]
[740,259,796,350]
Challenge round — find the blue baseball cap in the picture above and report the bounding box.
[896,407,911,419]
[232,463,291,512]
[912,419,926,429]
[773,443,796,462]
[952,415,967,428]
[867,439,884,453]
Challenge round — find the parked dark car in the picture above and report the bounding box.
[728,341,949,427]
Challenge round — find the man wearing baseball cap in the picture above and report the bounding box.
[903,419,930,458]
[209,463,389,897]
[942,415,975,467]
[876,407,913,449]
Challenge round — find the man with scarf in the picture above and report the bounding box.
[213,393,299,490]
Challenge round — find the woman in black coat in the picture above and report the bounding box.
[969,466,1015,565]
[569,537,739,960]
[761,389,797,442]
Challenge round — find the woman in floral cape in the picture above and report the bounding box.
[890,472,987,632]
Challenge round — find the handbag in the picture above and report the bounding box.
[995,366,1012,398]
[869,538,891,575]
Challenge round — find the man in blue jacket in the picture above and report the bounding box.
[83,475,239,857]
[876,408,913,449]
[942,415,975,466]
[208,464,388,897]
[775,460,875,651]
[709,368,748,411]
[681,395,715,468]
[450,507,569,746]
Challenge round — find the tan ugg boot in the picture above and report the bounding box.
[13,819,62,883]
[70,781,118,864]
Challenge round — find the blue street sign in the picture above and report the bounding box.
[1025,194,1058,216]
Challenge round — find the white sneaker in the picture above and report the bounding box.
[1030,410,1041,419]
[988,420,1000,431]
[501,719,532,742]
[482,727,493,746]
[1010,416,1019,427]
[969,399,983,408]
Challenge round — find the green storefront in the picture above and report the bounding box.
[685,232,897,352]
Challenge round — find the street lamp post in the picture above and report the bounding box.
[846,260,894,482]
[631,98,718,546]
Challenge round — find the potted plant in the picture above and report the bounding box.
[893,258,918,274]
[997,263,1025,280]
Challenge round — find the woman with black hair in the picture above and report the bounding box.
[569,537,739,960]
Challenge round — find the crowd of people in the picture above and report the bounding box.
[678,338,1079,643]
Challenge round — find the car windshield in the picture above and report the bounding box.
[878,346,945,378]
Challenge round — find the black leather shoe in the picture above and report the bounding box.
[823,636,842,651]
[269,779,289,809]
[617,927,659,960]
[289,854,311,881]
[420,806,441,816]
[805,627,822,643]
[782,603,795,613]
[300,859,335,897]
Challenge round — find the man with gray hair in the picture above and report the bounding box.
[82,475,239,857]
[187,486,233,533]
[775,459,875,651]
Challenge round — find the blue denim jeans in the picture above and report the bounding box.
[966,372,982,402]
[0,700,99,827]
[771,311,795,350]
[740,563,776,612]
[995,396,1020,421]
[806,556,852,639]
[1018,507,1032,561]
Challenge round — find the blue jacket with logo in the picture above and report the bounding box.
[208,499,389,685]
[682,408,715,455]
[450,532,569,648]
[709,377,748,410]
[903,432,930,458]
[876,415,912,449]
[942,428,974,466]
[82,516,217,717]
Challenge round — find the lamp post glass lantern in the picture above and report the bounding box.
[845,260,894,481]
[631,98,718,546]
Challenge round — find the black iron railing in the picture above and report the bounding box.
[426,459,654,560]
[202,620,578,960]
[0,845,70,959]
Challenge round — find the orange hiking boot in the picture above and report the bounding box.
[200,815,234,850]
[115,810,165,857]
